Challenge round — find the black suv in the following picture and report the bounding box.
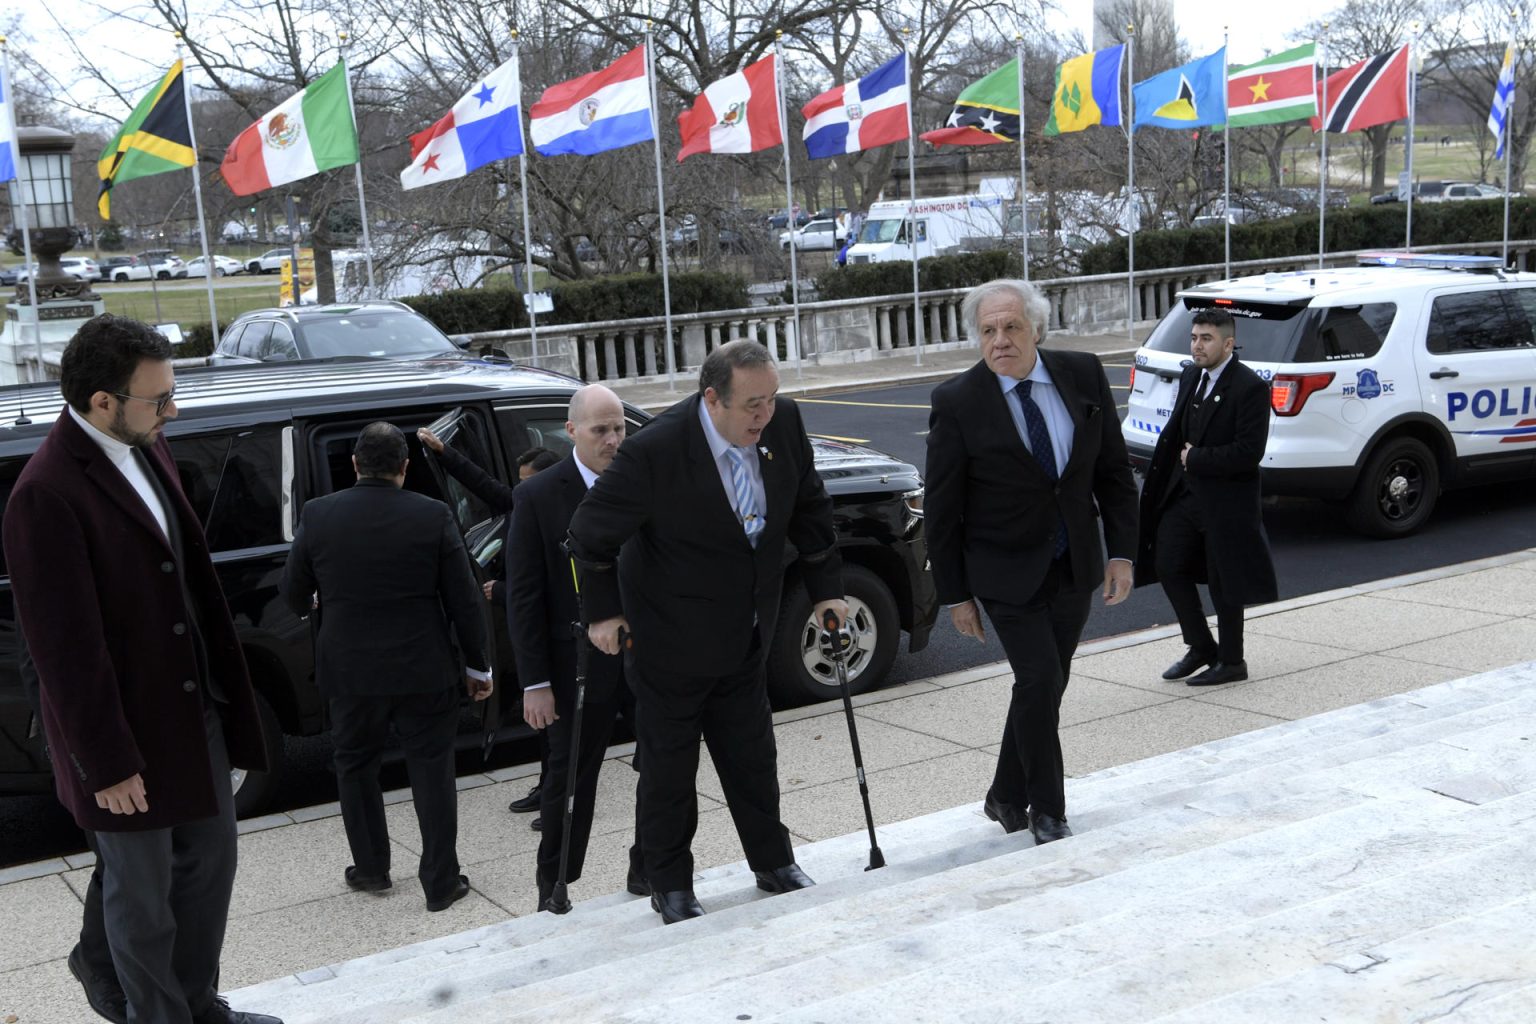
[212,302,463,364]
[0,359,936,816]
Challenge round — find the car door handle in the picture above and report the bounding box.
[1429,368,1459,379]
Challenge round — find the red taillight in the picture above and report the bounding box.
[1270,372,1335,416]
[1128,366,1136,391]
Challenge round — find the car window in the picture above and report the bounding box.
[496,405,573,458]
[1147,297,1311,362]
[169,429,284,551]
[237,322,272,359]
[217,324,245,356]
[298,312,458,359]
[1292,303,1397,362]
[0,458,25,576]
[1505,289,1536,348]
[264,323,299,361]
[1426,292,1526,354]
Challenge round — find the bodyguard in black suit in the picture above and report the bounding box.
[568,341,847,923]
[1136,307,1278,686]
[280,422,493,912]
[503,384,645,910]
[925,280,1139,845]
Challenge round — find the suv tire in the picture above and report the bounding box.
[1345,436,1439,538]
[231,690,285,818]
[113,272,130,283]
[769,563,899,706]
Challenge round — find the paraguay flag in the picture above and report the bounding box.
[401,53,524,190]
[530,46,654,157]
[676,54,781,161]
[801,53,909,159]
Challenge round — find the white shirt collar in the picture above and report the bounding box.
[1202,352,1234,387]
[572,452,600,489]
[698,395,737,461]
[994,352,1055,395]
[68,406,134,466]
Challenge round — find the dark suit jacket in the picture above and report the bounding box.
[1135,358,1278,606]
[2,414,268,832]
[924,349,1139,605]
[504,454,622,708]
[280,479,488,696]
[568,394,843,679]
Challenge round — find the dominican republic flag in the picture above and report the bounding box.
[0,69,16,183]
[1312,45,1410,134]
[1487,43,1515,159]
[530,46,653,157]
[676,54,781,161]
[802,53,909,159]
[402,54,524,190]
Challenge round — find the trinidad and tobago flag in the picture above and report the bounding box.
[1311,45,1410,133]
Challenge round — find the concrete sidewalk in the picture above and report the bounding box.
[4,548,1534,1024]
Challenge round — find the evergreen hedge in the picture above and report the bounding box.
[811,249,1024,301]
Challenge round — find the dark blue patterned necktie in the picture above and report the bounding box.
[1014,380,1068,558]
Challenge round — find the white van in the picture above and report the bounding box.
[845,193,1010,264]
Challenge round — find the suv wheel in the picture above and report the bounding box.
[1346,437,1439,538]
[113,272,130,282]
[247,262,261,274]
[231,690,285,818]
[768,564,899,705]
[156,270,171,280]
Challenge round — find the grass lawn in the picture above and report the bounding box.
[98,282,284,326]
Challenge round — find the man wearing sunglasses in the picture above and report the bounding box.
[3,314,282,1024]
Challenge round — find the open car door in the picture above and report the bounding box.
[417,407,508,758]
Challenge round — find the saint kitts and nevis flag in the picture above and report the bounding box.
[402,53,524,189]
[96,62,195,219]
[920,58,1022,147]
[1228,43,1318,126]
[1133,48,1228,129]
[1042,45,1124,135]
[530,46,653,156]
[802,53,910,158]
[220,62,358,196]
[676,54,780,161]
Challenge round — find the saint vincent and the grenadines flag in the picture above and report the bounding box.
[220,62,358,196]
[97,61,195,220]
[1132,48,1227,129]
[1043,45,1124,135]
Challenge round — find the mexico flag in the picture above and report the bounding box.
[1228,43,1318,127]
[220,62,359,196]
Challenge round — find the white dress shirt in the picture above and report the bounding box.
[996,357,1073,477]
[698,399,768,534]
[68,407,169,542]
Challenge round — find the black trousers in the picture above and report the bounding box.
[329,687,461,901]
[536,678,643,891]
[89,703,237,1024]
[628,639,792,892]
[1155,490,1245,664]
[77,832,116,982]
[982,557,1094,820]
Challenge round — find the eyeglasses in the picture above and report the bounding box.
[113,390,176,416]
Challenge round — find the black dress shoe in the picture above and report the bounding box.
[983,791,1029,834]
[651,889,705,924]
[192,996,284,1024]
[1029,812,1073,844]
[1162,647,1218,680]
[344,865,392,893]
[754,863,815,894]
[68,944,127,1024]
[1187,661,1249,687]
[626,867,651,896]
[426,874,471,912]
[508,784,541,813]
[530,815,543,832]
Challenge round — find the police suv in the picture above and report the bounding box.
[1123,252,1536,536]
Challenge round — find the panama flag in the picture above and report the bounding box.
[676,55,780,161]
[0,70,15,183]
[220,62,358,196]
[1487,43,1516,160]
[530,46,653,156]
[402,54,524,190]
[802,53,909,159]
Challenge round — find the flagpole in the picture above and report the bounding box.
[1015,35,1030,283]
[1501,25,1515,266]
[337,30,377,299]
[0,37,43,378]
[1126,24,1136,346]
[175,35,221,348]
[1223,28,1231,280]
[643,26,677,389]
[902,30,924,366]
[511,31,539,363]
[1318,24,1329,269]
[773,33,803,381]
[1404,26,1419,249]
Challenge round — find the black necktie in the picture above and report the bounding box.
[1197,371,1212,403]
[1013,381,1068,558]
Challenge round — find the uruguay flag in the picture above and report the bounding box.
[1487,43,1515,160]
[0,72,16,183]
[530,46,653,157]
[802,53,909,159]
[402,54,525,190]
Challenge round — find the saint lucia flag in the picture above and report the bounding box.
[1132,48,1227,130]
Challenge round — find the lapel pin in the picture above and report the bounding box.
[1214,395,1222,403]
[759,445,773,460]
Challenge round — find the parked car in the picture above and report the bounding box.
[780,218,847,252]
[767,209,811,230]
[1443,182,1507,201]
[107,254,188,282]
[0,266,19,286]
[247,248,293,274]
[0,359,937,815]
[185,254,246,277]
[1123,251,1536,538]
[1370,180,1453,204]
[17,258,99,283]
[211,302,465,364]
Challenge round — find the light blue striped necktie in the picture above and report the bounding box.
[726,446,764,548]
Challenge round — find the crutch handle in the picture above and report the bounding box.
[821,608,841,632]
[617,625,633,650]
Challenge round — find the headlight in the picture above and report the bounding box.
[902,487,924,517]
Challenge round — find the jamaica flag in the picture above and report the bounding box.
[97,62,195,220]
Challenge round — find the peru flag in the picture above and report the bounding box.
[676,55,781,161]
[1311,45,1410,133]
[802,53,909,159]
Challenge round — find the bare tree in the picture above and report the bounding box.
[1422,0,1534,191]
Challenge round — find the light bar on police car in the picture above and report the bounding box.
[1355,252,1506,271]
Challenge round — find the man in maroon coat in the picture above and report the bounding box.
[3,315,282,1024]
